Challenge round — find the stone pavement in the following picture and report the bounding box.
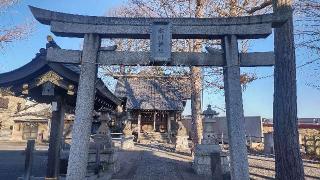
[112,144,211,180]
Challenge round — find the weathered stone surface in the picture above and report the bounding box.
[94,121,113,149]
[47,48,275,67]
[29,6,281,26]
[88,150,118,163]
[263,132,274,154]
[220,152,230,174]
[193,163,212,176]
[194,144,221,156]
[193,144,222,176]
[66,34,101,180]
[194,156,211,165]
[193,113,223,178]
[176,121,188,136]
[175,135,190,154]
[122,121,133,136]
[121,136,135,149]
[222,35,249,179]
[29,6,279,39]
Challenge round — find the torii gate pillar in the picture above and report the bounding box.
[222,35,249,179]
[66,34,101,180]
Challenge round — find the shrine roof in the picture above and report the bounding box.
[114,75,191,111]
[0,43,122,110]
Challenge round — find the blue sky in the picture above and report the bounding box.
[0,0,319,118]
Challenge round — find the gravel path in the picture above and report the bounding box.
[248,155,320,180]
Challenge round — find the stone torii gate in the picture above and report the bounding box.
[29,5,289,180]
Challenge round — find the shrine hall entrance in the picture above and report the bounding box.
[141,112,168,133]
[130,111,172,134]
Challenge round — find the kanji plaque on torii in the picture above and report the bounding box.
[150,22,172,63]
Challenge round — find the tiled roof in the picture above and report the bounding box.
[115,77,191,111]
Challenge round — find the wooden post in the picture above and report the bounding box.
[221,132,224,145]
[167,113,171,133]
[167,113,172,143]
[24,140,35,180]
[46,96,65,179]
[138,113,141,135]
[273,0,305,179]
[153,112,156,131]
[67,34,101,180]
[222,35,249,179]
[313,136,316,154]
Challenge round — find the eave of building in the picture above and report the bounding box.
[0,48,122,110]
[13,119,49,123]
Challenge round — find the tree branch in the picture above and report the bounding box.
[246,0,272,14]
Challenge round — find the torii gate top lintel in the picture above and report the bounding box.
[29,6,286,39]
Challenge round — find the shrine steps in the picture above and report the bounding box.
[138,132,170,144]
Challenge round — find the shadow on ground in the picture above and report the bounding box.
[112,146,211,180]
[0,150,47,180]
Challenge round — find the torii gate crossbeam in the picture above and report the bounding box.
[29,6,288,180]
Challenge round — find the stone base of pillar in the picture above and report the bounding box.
[121,135,135,149]
[193,144,223,178]
[220,152,230,175]
[263,132,274,154]
[87,147,120,176]
[175,135,190,154]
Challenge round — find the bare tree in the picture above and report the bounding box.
[105,0,271,145]
[295,0,320,90]
[0,0,33,50]
[295,0,320,52]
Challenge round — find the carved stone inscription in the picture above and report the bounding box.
[150,22,172,63]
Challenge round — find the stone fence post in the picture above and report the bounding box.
[24,140,35,180]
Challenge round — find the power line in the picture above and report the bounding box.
[257,57,320,80]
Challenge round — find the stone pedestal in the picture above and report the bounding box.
[193,144,222,178]
[87,147,120,176]
[264,132,274,154]
[220,152,230,175]
[175,121,190,153]
[175,135,190,154]
[193,107,225,178]
[122,121,135,149]
[86,117,120,177]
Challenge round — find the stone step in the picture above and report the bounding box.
[138,132,170,143]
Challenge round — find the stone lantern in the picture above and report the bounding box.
[202,105,219,144]
[193,104,223,178]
